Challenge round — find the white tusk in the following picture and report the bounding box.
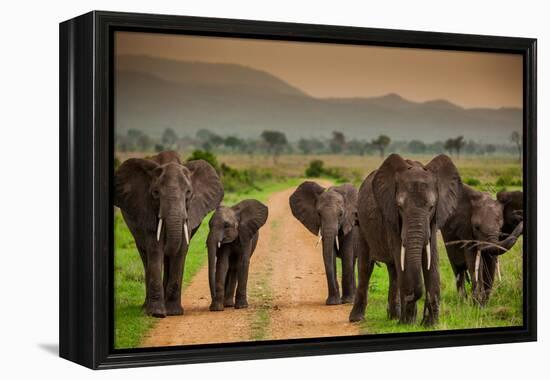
[426,240,431,271]
[400,245,405,272]
[316,228,322,247]
[474,250,481,282]
[496,257,502,281]
[335,235,340,251]
[156,218,163,241]
[183,221,190,246]
[217,241,221,249]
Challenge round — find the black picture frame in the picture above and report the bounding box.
[59,10,537,369]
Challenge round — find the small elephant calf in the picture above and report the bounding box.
[206,199,268,311]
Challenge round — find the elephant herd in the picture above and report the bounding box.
[115,150,523,328]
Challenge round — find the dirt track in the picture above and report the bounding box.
[141,181,361,347]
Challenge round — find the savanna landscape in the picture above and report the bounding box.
[114,148,523,348]
[113,31,524,349]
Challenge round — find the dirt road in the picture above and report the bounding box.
[141,181,361,347]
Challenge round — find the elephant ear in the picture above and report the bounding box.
[114,158,159,221]
[184,159,224,230]
[426,154,462,228]
[333,183,358,235]
[234,199,269,242]
[289,181,326,235]
[372,154,408,232]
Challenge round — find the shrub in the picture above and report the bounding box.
[187,150,220,172]
[305,160,325,177]
[496,175,523,187]
[464,177,481,186]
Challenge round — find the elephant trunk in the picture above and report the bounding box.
[206,234,221,301]
[487,221,523,256]
[164,211,184,256]
[401,212,428,302]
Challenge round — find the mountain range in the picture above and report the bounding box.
[115,55,522,143]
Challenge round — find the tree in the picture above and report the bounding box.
[161,127,178,147]
[485,144,496,155]
[224,136,244,152]
[329,131,346,154]
[261,130,288,163]
[510,131,522,163]
[408,140,426,154]
[346,139,367,156]
[444,138,455,156]
[136,134,153,152]
[371,135,391,158]
[454,136,465,159]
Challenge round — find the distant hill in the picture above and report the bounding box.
[115,55,522,143]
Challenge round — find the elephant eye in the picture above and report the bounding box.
[223,221,231,228]
[151,189,160,198]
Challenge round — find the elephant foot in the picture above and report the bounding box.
[224,299,235,308]
[146,303,166,318]
[341,295,354,304]
[235,298,249,309]
[209,302,224,312]
[165,302,184,316]
[387,307,401,320]
[421,315,438,327]
[326,296,342,305]
[349,306,365,322]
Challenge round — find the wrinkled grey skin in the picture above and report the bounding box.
[290,182,358,305]
[114,151,223,318]
[442,187,523,305]
[207,199,268,311]
[349,154,461,325]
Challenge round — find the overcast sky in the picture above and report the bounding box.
[116,31,522,109]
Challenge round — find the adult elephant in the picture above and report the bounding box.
[206,199,268,311]
[114,151,223,317]
[289,182,358,305]
[442,186,523,304]
[349,154,461,325]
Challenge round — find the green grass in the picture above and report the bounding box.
[114,177,301,349]
[358,236,523,334]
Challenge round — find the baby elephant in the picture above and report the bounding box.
[206,199,268,311]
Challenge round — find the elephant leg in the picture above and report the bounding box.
[210,249,229,311]
[421,239,440,326]
[235,249,252,309]
[323,243,341,305]
[145,245,166,318]
[136,244,149,310]
[480,253,496,306]
[349,235,374,322]
[224,254,238,307]
[164,252,185,316]
[341,234,356,304]
[162,255,169,296]
[386,263,400,320]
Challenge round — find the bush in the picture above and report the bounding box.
[496,175,522,187]
[464,177,481,186]
[187,150,220,172]
[305,160,325,177]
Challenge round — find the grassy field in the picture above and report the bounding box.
[114,177,302,349]
[114,152,523,347]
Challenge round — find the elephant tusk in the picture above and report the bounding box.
[156,218,163,241]
[335,235,340,251]
[496,257,502,281]
[474,250,481,282]
[184,221,190,246]
[315,228,322,247]
[400,245,405,272]
[426,240,431,271]
[217,241,221,249]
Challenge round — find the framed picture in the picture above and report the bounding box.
[59,11,537,369]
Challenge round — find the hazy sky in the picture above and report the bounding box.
[116,32,523,109]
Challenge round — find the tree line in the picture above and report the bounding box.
[116,128,522,162]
